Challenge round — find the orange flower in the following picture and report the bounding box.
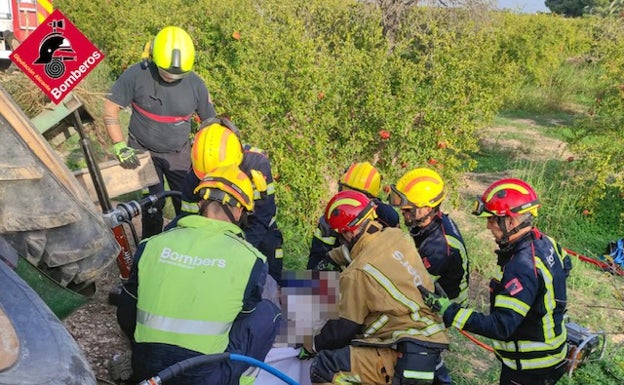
[317,92,325,100]
[437,141,447,149]
[427,158,438,166]
[379,130,390,140]
[232,31,241,41]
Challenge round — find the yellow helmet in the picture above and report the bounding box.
[152,26,195,79]
[390,168,446,209]
[339,162,381,198]
[191,121,244,179]
[193,165,254,211]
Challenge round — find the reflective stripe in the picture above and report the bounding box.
[535,257,557,341]
[404,370,434,380]
[334,373,361,384]
[494,295,530,316]
[451,308,473,329]
[363,314,389,337]
[492,332,567,352]
[313,228,336,245]
[361,264,445,337]
[137,308,232,335]
[500,345,567,370]
[252,184,275,200]
[132,102,192,123]
[362,264,422,321]
[446,235,469,305]
[181,201,199,214]
[392,322,447,338]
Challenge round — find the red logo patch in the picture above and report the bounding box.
[422,257,431,269]
[505,278,524,296]
[9,9,104,104]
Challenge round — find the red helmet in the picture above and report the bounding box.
[473,178,540,217]
[324,190,377,233]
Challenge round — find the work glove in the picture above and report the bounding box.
[418,285,453,316]
[297,346,315,360]
[113,141,140,169]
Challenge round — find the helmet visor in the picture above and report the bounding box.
[472,196,493,217]
[158,67,189,82]
[388,185,413,209]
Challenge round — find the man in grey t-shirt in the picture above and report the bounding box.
[103,26,216,238]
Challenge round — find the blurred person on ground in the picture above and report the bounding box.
[103,26,216,239]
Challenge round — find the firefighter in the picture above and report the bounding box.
[116,165,280,385]
[171,117,284,284]
[304,190,449,385]
[103,26,216,239]
[389,168,467,384]
[307,161,399,271]
[389,167,469,304]
[419,178,571,385]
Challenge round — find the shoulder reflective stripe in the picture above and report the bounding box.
[131,102,192,123]
[493,269,503,281]
[363,314,389,337]
[253,190,261,200]
[313,228,336,245]
[403,370,434,380]
[266,183,275,195]
[137,309,232,335]
[492,332,567,352]
[494,295,530,316]
[446,235,467,258]
[446,235,469,305]
[269,216,277,227]
[535,257,557,342]
[362,264,422,321]
[245,146,267,155]
[181,201,199,213]
[500,346,567,371]
[451,308,473,329]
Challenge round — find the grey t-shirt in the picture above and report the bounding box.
[107,62,216,152]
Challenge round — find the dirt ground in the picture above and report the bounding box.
[62,122,577,383]
[64,262,130,384]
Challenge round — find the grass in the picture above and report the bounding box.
[455,110,624,385]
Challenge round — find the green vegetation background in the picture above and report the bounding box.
[7,1,624,383]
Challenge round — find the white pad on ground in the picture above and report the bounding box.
[255,347,312,385]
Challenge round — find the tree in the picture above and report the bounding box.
[545,0,597,16]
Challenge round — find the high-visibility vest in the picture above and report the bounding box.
[134,215,265,354]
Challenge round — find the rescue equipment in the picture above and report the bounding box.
[565,320,607,376]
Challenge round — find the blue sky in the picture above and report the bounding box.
[497,0,549,13]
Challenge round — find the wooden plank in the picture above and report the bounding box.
[0,86,91,206]
[73,152,160,202]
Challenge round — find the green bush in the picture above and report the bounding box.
[53,0,624,266]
